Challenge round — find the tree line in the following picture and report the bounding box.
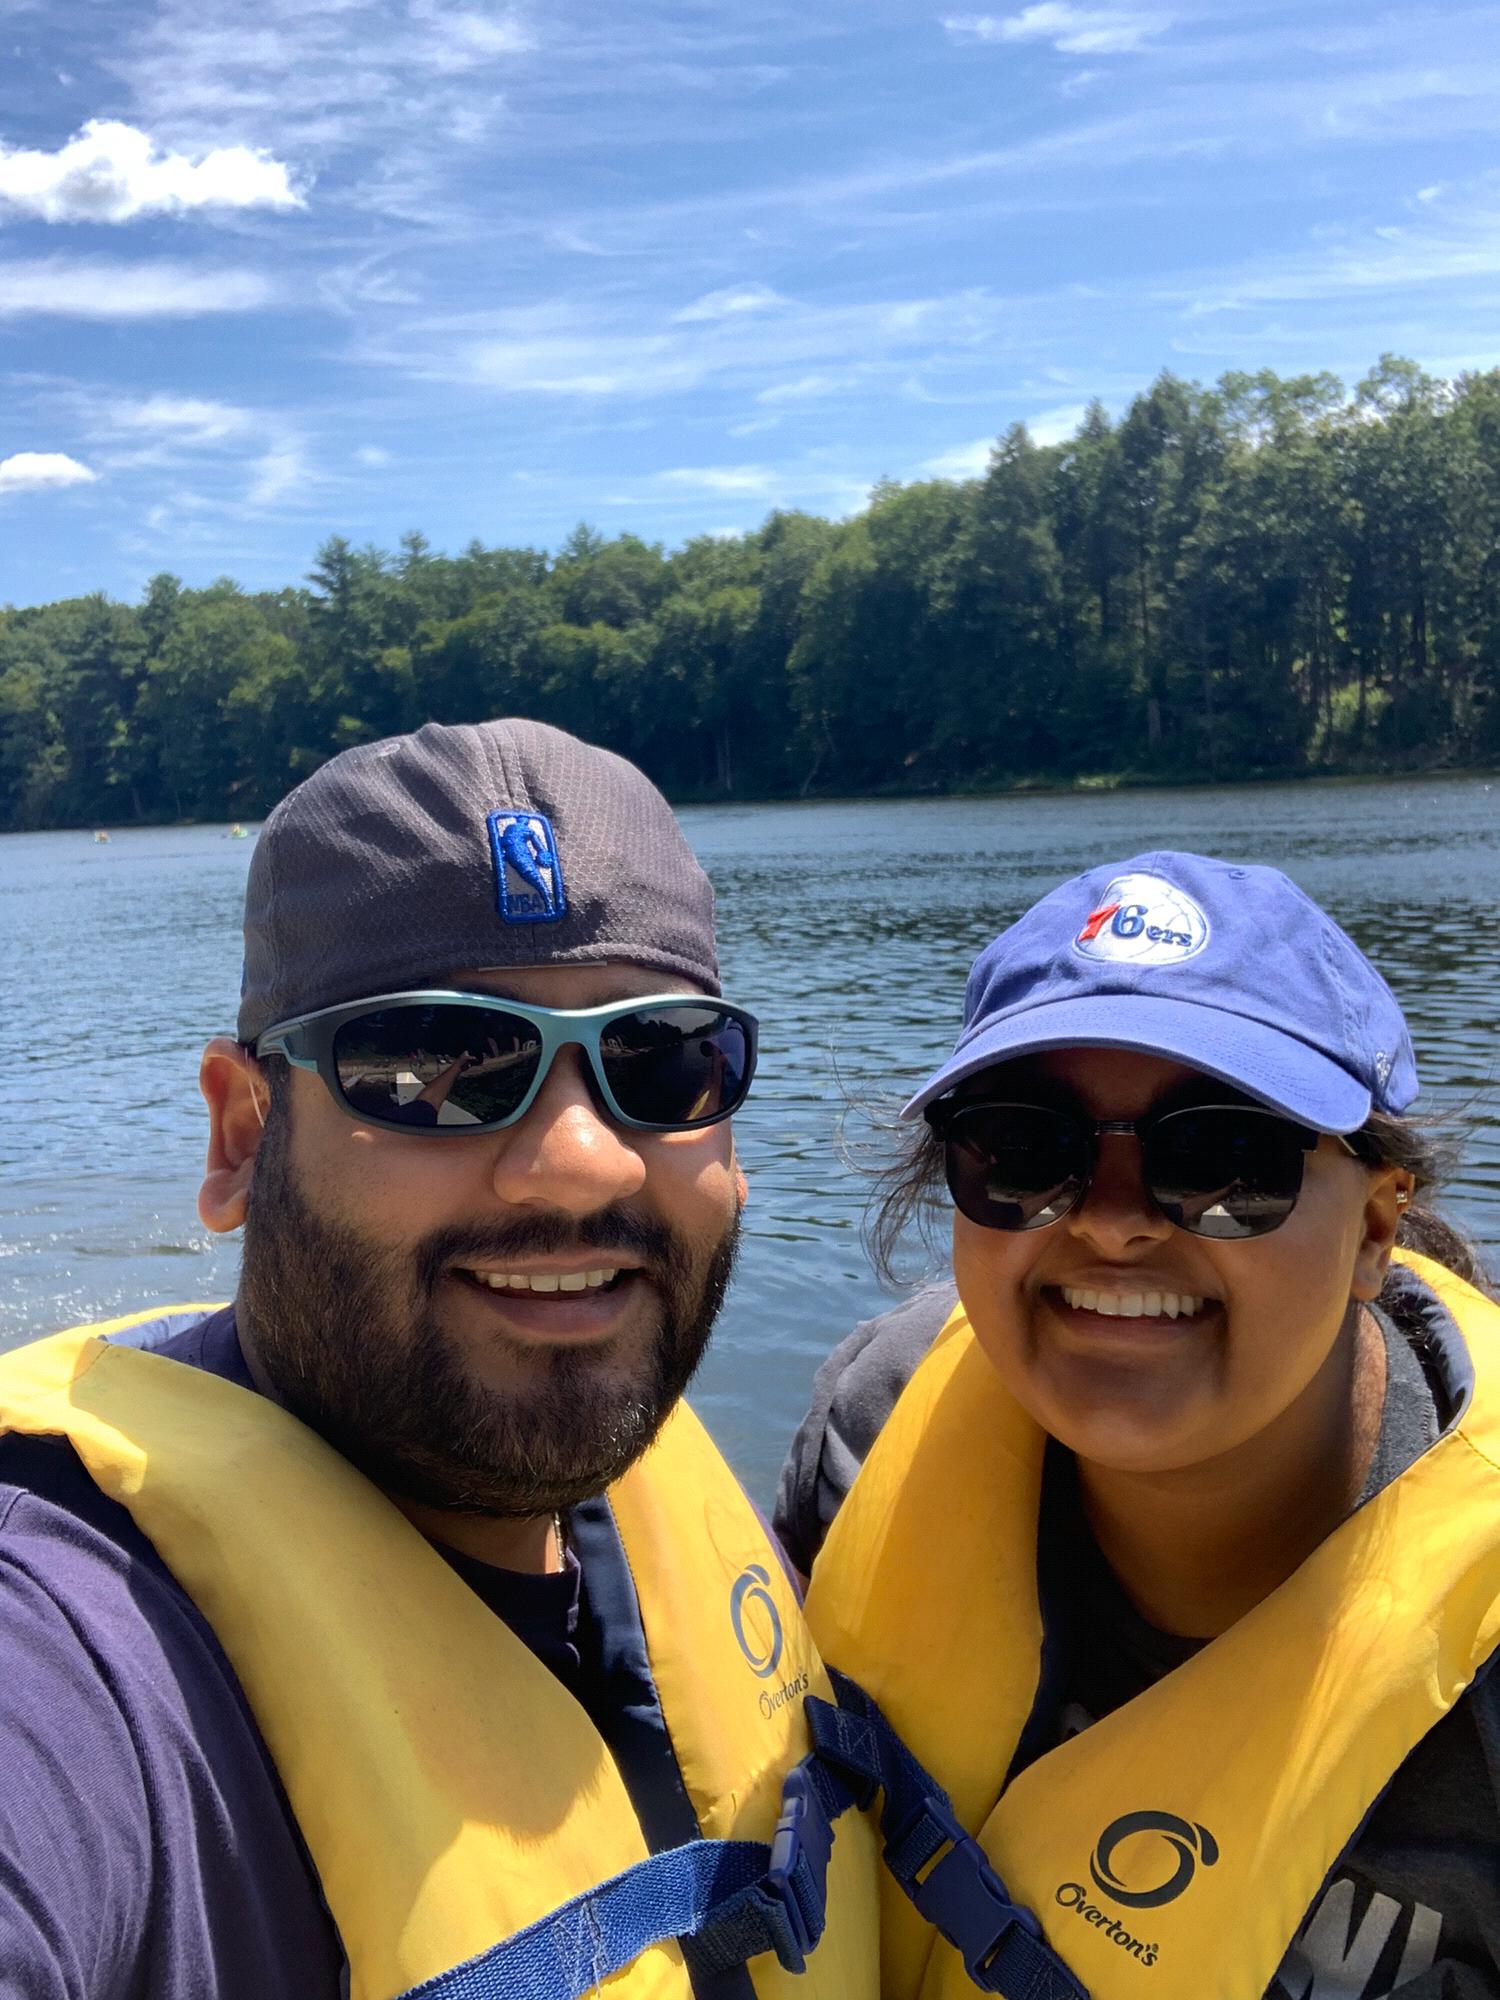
[4,354,1499,832]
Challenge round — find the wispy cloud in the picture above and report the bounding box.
[0,259,279,317]
[246,442,306,505]
[757,373,851,405]
[105,393,256,444]
[112,0,536,227]
[0,449,98,493]
[655,463,778,496]
[944,5,1171,56]
[919,437,991,477]
[0,120,300,223]
[10,0,1500,603]
[384,286,1035,404]
[1187,176,1500,313]
[916,408,1096,475]
[592,449,875,519]
[1030,400,1089,443]
[673,284,787,324]
[12,373,318,530]
[406,0,533,74]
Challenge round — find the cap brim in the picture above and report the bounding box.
[900,994,1373,1134]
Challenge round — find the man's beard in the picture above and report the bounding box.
[236,1109,740,1519]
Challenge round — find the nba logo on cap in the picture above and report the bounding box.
[1073,872,1209,967]
[488,811,567,924]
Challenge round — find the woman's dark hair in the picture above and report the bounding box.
[865,1097,1494,1297]
[1344,1111,1491,1290]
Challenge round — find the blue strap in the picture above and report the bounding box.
[805,1672,1089,2000]
[397,1765,849,1998]
[399,1839,771,1996]
[398,1671,1087,2000]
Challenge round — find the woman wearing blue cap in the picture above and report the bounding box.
[779,853,1500,2000]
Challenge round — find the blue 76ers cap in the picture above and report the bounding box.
[902,851,1419,1134]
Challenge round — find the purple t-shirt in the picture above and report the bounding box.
[0,1309,589,1999]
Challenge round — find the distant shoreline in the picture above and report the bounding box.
[26,759,1497,836]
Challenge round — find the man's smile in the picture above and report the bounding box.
[446,1261,655,1346]
[456,1264,629,1294]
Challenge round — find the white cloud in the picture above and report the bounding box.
[356,443,391,466]
[757,372,847,404]
[918,405,1087,477]
[113,1,535,228]
[598,453,878,518]
[108,394,254,443]
[656,464,777,496]
[465,351,676,397]
[673,284,786,323]
[396,285,1027,405]
[246,443,305,506]
[919,437,992,478]
[944,6,1171,55]
[0,119,301,223]
[408,2,532,73]
[1030,400,1089,443]
[0,259,279,318]
[1188,182,1500,312]
[0,450,98,493]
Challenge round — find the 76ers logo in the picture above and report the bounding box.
[1073,873,1209,967]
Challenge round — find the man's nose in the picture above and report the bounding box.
[1064,1131,1175,1253]
[489,1047,648,1213]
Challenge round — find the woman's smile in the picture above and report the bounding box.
[1050,1282,1213,1322]
[1040,1285,1221,1360]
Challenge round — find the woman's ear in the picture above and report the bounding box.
[1350,1163,1417,1302]
[198,1038,272,1234]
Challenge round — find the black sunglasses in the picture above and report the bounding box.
[255,990,758,1135]
[925,1096,1348,1240]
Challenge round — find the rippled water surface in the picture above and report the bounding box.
[4,777,1498,1502]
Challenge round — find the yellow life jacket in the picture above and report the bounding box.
[0,1309,879,2000]
[805,1252,1500,2000]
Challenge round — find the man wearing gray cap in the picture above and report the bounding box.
[0,722,879,2000]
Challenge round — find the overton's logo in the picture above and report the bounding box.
[729,1563,784,1679]
[1089,1811,1219,1910]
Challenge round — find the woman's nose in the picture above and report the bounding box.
[1065,1131,1175,1252]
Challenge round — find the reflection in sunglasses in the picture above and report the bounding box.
[275,993,757,1135]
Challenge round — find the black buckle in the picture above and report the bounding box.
[758,1766,835,1974]
[887,1795,1044,1987]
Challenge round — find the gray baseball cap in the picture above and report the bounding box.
[237,719,719,1044]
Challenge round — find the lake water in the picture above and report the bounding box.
[3,776,1498,1504]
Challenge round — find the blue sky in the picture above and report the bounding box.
[4,0,1500,606]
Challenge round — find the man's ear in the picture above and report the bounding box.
[1350,1162,1416,1302]
[198,1038,272,1234]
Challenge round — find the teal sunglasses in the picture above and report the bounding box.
[254,989,758,1135]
